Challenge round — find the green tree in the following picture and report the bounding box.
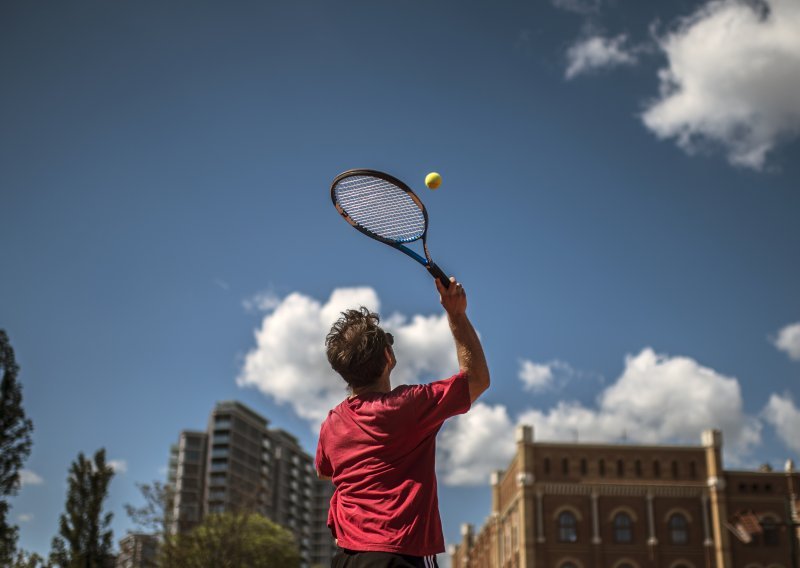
[124,481,175,565]
[0,330,35,565]
[168,511,300,568]
[49,449,115,568]
[12,549,47,567]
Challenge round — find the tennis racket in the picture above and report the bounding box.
[331,169,451,288]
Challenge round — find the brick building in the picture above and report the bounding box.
[451,426,800,568]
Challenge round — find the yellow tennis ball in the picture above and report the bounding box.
[425,172,442,190]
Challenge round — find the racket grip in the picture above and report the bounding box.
[427,263,450,289]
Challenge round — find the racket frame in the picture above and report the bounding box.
[331,169,450,287]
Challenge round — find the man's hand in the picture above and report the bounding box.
[436,276,467,316]
[435,276,489,403]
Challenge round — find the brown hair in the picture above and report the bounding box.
[325,307,391,389]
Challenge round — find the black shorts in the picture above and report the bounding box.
[332,549,439,568]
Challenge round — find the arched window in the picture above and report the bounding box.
[614,512,633,543]
[558,511,578,543]
[762,517,779,546]
[669,513,689,545]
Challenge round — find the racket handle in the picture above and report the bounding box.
[427,263,450,289]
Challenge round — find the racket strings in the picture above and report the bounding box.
[334,176,425,243]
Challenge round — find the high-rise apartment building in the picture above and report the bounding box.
[168,401,337,568]
[168,430,207,534]
[115,533,158,568]
[451,427,800,568]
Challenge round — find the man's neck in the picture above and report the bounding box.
[349,375,391,398]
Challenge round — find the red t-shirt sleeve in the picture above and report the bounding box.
[315,424,333,478]
[408,371,471,434]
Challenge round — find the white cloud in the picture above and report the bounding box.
[242,290,282,313]
[521,348,761,451]
[19,470,43,487]
[109,460,128,474]
[518,359,576,392]
[773,322,800,361]
[519,360,554,391]
[763,393,800,453]
[437,348,761,485]
[239,290,766,485]
[642,0,800,169]
[238,287,458,430]
[565,34,638,79]
[17,513,34,523]
[438,403,516,485]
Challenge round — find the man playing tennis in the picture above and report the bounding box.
[316,276,490,568]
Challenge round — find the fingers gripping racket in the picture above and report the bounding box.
[331,169,451,288]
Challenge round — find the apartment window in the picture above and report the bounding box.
[184,450,201,463]
[671,460,679,479]
[185,437,202,448]
[762,518,779,546]
[562,458,569,475]
[617,459,624,477]
[635,459,642,477]
[599,459,606,477]
[210,461,228,472]
[669,513,689,545]
[580,458,587,475]
[689,460,697,478]
[613,512,633,543]
[653,460,661,477]
[558,511,578,543]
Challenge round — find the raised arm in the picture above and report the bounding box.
[436,277,490,403]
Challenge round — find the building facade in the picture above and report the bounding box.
[168,401,337,568]
[452,427,800,568]
[115,533,158,568]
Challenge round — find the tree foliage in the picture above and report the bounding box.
[124,480,176,565]
[167,512,300,568]
[12,549,47,568]
[0,330,34,565]
[124,481,174,537]
[49,449,115,568]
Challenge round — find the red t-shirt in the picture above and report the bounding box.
[315,372,471,556]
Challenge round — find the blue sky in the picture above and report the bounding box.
[2,0,799,560]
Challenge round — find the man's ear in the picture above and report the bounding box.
[385,346,396,370]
